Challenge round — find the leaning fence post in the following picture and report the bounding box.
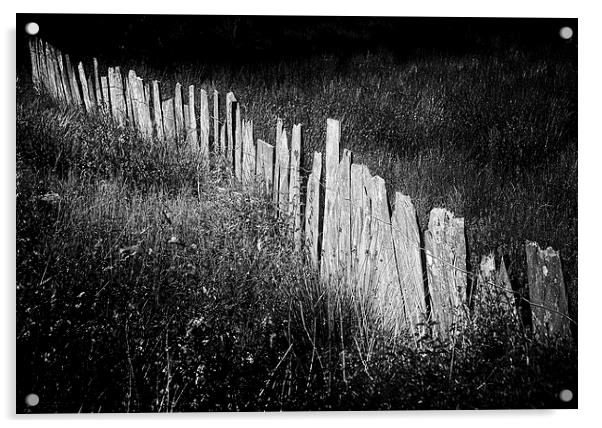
[151,81,164,141]
[234,102,243,181]
[320,118,340,283]
[272,118,284,205]
[28,38,41,90]
[391,193,427,340]
[289,124,303,250]
[186,85,199,150]
[525,240,572,341]
[108,66,126,126]
[277,129,290,215]
[162,98,176,144]
[174,83,185,143]
[304,151,322,268]
[424,208,467,339]
[78,62,94,112]
[336,149,352,281]
[199,88,210,162]
[213,90,219,154]
[226,92,236,166]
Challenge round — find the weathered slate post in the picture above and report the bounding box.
[93,58,102,107]
[424,208,467,339]
[186,85,198,150]
[226,92,236,165]
[366,176,407,337]
[174,83,185,143]
[272,118,284,205]
[304,151,322,268]
[65,54,82,107]
[108,66,126,126]
[43,42,59,99]
[78,62,94,112]
[256,139,274,195]
[54,49,72,104]
[336,149,352,281]
[151,81,164,141]
[219,122,226,157]
[289,124,303,250]
[162,98,176,143]
[87,73,97,106]
[213,90,220,154]
[241,119,256,185]
[320,118,340,283]
[131,74,153,139]
[277,129,290,215]
[124,76,134,126]
[28,38,41,90]
[525,241,572,341]
[234,102,243,181]
[350,164,370,286]
[391,193,427,340]
[199,88,210,162]
[100,76,110,112]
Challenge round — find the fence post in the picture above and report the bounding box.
[200,88,210,162]
[391,192,427,341]
[135,76,153,139]
[320,118,340,283]
[219,122,226,157]
[186,85,199,150]
[234,101,243,181]
[213,90,219,154]
[93,58,102,107]
[28,38,41,90]
[304,151,322,268]
[78,62,94,112]
[65,54,82,107]
[87,73,97,106]
[43,42,59,99]
[525,241,572,341]
[108,67,126,126]
[226,92,236,166]
[100,75,110,112]
[289,124,302,250]
[151,81,164,141]
[125,71,136,127]
[366,176,408,337]
[174,83,184,143]
[272,118,284,205]
[241,119,256,186]
[336,149,352,281]
[162,98,176,143]
[277,129,290,215]
[256,139,274,195]
[424,208,467,339]
[55,49,72,104]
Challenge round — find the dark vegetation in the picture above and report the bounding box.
[16,16,577,412]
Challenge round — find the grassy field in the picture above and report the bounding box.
[16,42,577,411]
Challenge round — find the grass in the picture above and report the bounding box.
[16,41,577,412]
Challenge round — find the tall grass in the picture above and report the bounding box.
[16,70,576,411]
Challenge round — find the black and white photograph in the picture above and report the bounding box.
[13,5,583,415]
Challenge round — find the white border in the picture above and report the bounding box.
[2,1,600,427]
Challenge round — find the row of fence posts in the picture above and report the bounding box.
[27,37,574,345]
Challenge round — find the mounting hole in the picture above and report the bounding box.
[559,26,573,40]
[25,22,40,36]
[559,389,573,402]
[25,393,39,407]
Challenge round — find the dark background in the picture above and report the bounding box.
[16,14,577,69]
